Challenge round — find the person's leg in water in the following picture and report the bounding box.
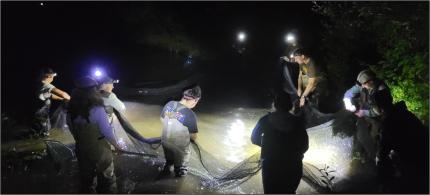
[77,152,97,193]
[96,161,118,193]
[262,160,302,194]
[30,107,51,137]
[161,143,175,176]
[356,118,377,163]
[174,145,191,177]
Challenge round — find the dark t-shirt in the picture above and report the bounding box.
[299,58,321,78]
[161,101,198,133]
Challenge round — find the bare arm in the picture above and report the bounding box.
[51,88,71,100]
[302,77,318,98]
[51,93,63,100]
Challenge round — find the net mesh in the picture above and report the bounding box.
[49,102,355,193]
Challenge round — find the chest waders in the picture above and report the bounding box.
[355,86,384,163]
[161,102,191,173]
[71,122,117,193]
[32,90,52,136]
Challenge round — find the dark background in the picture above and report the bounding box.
[1,1,322,121]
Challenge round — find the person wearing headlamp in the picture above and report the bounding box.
[67,76,119,193]
[31,67,70,137]
[292,48,328,109]
[343,69,392,163]
[96,75,125,124]
[160,85,201,177]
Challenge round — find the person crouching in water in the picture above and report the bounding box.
[67,76,120,193]
[251,91,308,194]
[160,85,201,177]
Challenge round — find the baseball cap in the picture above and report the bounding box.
[357,70,375,84]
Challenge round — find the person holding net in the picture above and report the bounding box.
[251,91,308,194]
[160,85,201,177]
[67,76,120,193]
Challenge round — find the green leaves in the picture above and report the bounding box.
[313,2,429,124]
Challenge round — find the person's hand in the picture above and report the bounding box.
[63,93,71,101]
[354,109,365,117]
[299,96,306,107]
[297,89,302,97]
[281,56,289,62]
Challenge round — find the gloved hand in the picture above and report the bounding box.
[343,98,356,112]
[354,109,365,117]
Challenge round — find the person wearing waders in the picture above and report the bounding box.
[96,75,126,124]
[251,91,308,194]
[31,67,70,137]
[291,48,328,109]
[373,93,429,193]
[67,76,120,193]
[343,69,392,163]
[160,85,201,177]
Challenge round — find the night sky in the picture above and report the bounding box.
[1,1,322,119]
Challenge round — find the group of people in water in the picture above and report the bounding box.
[31,46,428,193]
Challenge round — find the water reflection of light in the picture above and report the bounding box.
[303,147,336,165]
[224,119,247,163]
[304,124,354,180]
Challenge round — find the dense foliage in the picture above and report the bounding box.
[312,2,429,124]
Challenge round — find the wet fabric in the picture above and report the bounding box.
[30,106,51,135]
[67,106,118,193]
[101,91,126,124]
[161,101,193,170]
[31,82,56,135]
[52,102,69,131]
[282,62,298,95]
[161,101,198,133]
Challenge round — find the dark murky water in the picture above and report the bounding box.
[2,100,380,194]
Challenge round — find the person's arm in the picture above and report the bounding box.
[301,77,318,98]
[343,85,361,112]
[51,93,63,100]
[251,117,266,147]
[51,88,71,101]
[90,106,120,149]
[181,109,199,141]
[344,84,361,99]
[160,102,170,122]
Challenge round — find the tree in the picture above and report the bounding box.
[313,1,429,124]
